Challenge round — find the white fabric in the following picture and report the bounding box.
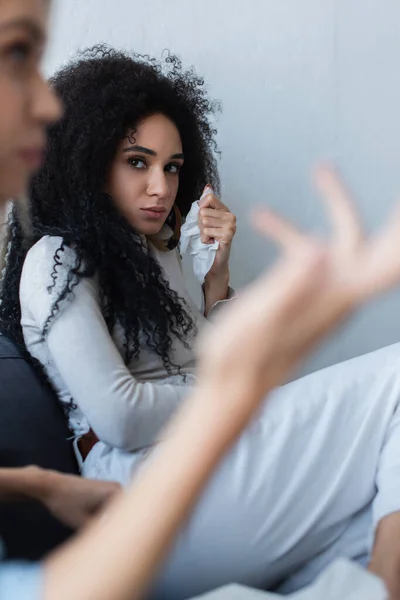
[190,584,274,599]
[190,560,387,599]
[180,187,219,282]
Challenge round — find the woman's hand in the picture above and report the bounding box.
[196,166,400,438]
[198,185,236,277]
[198,185,236,312]
[37,469,121,529]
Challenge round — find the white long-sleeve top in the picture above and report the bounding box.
[20,235,230,452]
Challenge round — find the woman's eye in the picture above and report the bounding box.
[129,158,146,169]
[7,42,32,64]
[166,163,181,174]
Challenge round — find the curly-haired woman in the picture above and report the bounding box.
[1,45,238,478]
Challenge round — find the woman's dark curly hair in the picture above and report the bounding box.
[0,45,220,372]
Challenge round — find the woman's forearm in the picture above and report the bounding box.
[203,271,230,315]
[0,466,51,502]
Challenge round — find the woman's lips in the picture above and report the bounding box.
[141,207,167,220]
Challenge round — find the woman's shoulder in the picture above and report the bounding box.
[20,236,100,323]
[21,235,78,293]
[26,234,72,258]
[25,235,77,268]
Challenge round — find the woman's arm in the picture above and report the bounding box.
[21,237,191,451]
[203,270,230,315]
[0,466,48,501]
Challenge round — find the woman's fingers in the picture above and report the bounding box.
[198,192,228,212]
[202,227,234,242]
[251,209,310,254]
[199,216,224,229]
[348,203,400,300]
[314,165,363,250]
[252,166,363,257]
[252,244,327,324]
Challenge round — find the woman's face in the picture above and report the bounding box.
[0,0,62,205]
[107,113,184,236]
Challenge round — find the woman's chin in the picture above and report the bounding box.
[136,220,166,237]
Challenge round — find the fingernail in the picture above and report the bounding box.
[200,184,214,200]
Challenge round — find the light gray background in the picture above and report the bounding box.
[45,1,400,376]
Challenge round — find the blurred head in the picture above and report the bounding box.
[0,0,61,204]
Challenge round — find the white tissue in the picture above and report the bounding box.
[180,187,219,283]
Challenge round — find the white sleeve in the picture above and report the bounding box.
[20,237,190,452]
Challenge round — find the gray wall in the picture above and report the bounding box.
[45,0,400,376]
